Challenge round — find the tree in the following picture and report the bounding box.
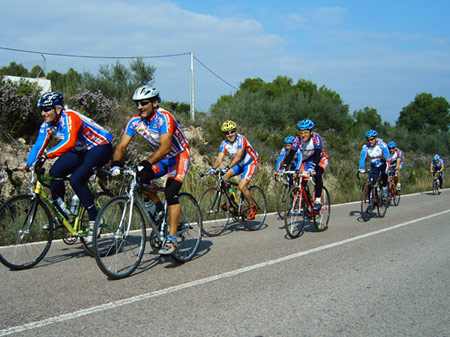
[397,93,450,133]
[0,62,29,77]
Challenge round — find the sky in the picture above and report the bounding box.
[1,0,450,124]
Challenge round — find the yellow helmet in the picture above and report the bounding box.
[221,120,237,132]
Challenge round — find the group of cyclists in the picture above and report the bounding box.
[11,86,446,259]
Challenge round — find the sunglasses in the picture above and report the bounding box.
[41,106,53,112]
[366,137,376,141]
[135,99,153,107]
[224,130,236,135]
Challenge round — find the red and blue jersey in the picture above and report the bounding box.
[26,109,113,164]
[276,146,298,171]
[291,132,328,170]
[219,134,258,167]
[124,107,189,158]
[389,148,404,165]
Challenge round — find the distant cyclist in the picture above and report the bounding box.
[387,141,403,191]
[358,130,390,197]
[275,136,297,181]
[430,154,444,192]
[282,119,329,212]
[207,120,259,220]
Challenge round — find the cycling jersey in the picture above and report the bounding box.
[125,107,189,158]
[26,109,113,164]
[359,138,389,170]
[389,148,404,169]
[431,158,444,170]
[291,132,329,171]
[219,133,258,167]
[276,147,298,171]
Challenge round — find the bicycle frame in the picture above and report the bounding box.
[285,171,317,216]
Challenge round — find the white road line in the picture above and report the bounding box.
[1,208,450,336]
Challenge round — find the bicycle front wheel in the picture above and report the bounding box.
[314,187,330,232]
[79,191,114,256]
[377,188,388,218]
[92,196,146,280]
[171,193,202,263]
[284,187,305,238]
[432,180,438,195]
[242,186,267,231]
[361,183,376,222]
[276,183,290,220]
[198,187,229,236]
[392,182,401,206]
[0,195,53,270]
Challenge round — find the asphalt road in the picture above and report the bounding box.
[1,189,449,336]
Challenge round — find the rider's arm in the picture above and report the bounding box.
[395,158,401,171]
[227,148,244,169]
[275,149,286,171]
[45,112,81,159]
[212,152,225,170]
[113,134,133,162]
[282,149,296,168]
[359,146,368,170]
[26,123,51,164]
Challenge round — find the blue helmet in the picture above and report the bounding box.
[37,92,64,108]
[284,136,295,144]
[365,129,378,138]
[297,119,315,130]
[387,141,396,149]
[433,154,440,161]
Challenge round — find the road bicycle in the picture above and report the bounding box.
[432,172,442,196]
[92,165,202,280]
[357,170,388,221]
[275,173,291,220]
[283,170,330,238]
[388,168,401,206]
[197,170,267,236]
[0,164,113,270]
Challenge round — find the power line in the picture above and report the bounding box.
[0,46,239,91]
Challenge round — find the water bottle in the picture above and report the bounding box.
[70,195,80,215]
[228,188,237,202]
[55,197,69,217]
[144,199,156,215]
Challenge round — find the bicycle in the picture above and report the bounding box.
[432,172,442,195]
[357,170,388,221]
[197,170,267,236]
[0,165,113,270]
[388,168,401,206]
[275,173,291,220]
[283,170,330,238]
[92,165,202,280]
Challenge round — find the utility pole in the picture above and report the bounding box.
[190,51,195,120]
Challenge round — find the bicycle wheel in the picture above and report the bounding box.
[361,183,376,222]
[198,187,229,236]
[284,187,305,238]
[392,182,401,206]
[242,186,267,231]
[92,196,146,280]
[314,187,331,232]
[276,183,290,220]
[377,188,388,218]
[171,193,202,263]
[432,180,438,195]
[79,191,114,256]
[0,195,53,270]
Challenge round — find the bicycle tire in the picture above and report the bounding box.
[79,191,114,257]
[432,179,439,195]
[241,186,267,231]
[315,187,331,232]
[92,196,146,280]
[284,187,305,238]
[361,183,375,222]
[377,187,388,218]
[392,182,401,206]
[276,183,290,220]
[198,187,229,236]
[0,194,53,270]
[171,193,202,263]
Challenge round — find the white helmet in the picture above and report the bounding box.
[132,85,161,102]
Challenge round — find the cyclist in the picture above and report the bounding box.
[358,130,390,197]
[17,91,113,241]
[275,136,297,182]
[430,154,444,192]
[110,85,190,255]
[387,141,403,191]
[282,119,329,212]
[207,120,259,220]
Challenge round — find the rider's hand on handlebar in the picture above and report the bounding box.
[207,168,217,175]
[358,168,366,174]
